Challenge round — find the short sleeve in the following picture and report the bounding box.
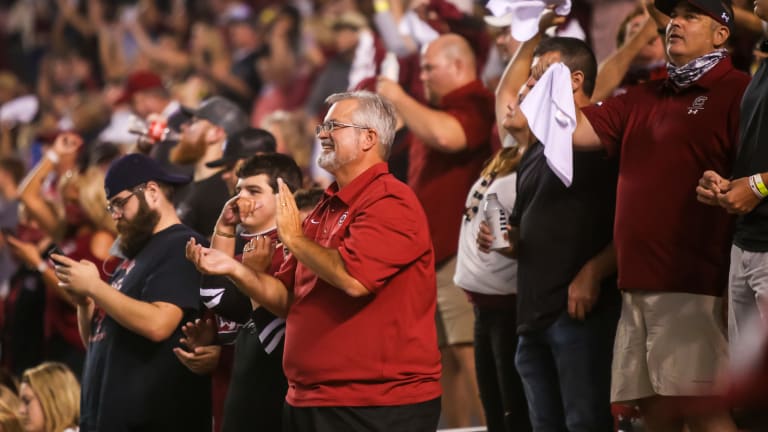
[444,93,495,151]
[580,94,630,158]
[273,253,298,293]
[142,232,205,311]
[337,194,430,293]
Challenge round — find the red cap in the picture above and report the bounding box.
[115,70,164,105]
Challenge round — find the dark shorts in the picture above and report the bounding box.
[282,397,441,432]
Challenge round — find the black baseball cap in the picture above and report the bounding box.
[654,0,734,32]
[206,127,277,168]
[105,153,191,199]
[180,96,249,138]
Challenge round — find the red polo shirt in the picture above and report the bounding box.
[408,80,495,264]
[582,57,749,296]
[276,162,442,407]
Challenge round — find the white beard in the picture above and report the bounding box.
[317,142,360,172]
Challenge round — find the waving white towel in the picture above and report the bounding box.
[519,62,577,187]
[486,0,571,42]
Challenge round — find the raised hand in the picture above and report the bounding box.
[185,238,239,276]
[275,178,303,250]
[6,236,44,269]
[50,254,100,303]
[179,318,217,349]
[242,235,276,273]
[51,132,83,157]
[216,195,243,232]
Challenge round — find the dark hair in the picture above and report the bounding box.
[0,157,26,186]
[534,37,597,97]
[236,153,303,193]
[294,187,324,211]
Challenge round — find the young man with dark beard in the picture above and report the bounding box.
[51,154,211,432]
[172,96,249,237]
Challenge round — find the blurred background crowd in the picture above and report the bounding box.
[0,0,766,431]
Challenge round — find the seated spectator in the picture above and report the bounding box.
[18,362,79,432]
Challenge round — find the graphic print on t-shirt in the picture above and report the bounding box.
[89,259,135,343]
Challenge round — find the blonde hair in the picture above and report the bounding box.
[481,145,526,179]
[58,167,116,234]
[21,363,80,432]
[261,110,313,170]
[0,402,23,432]
[74,167,116,234]
[0,386,20,414]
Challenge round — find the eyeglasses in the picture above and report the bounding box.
[106,186,144,216]
[315,120,369,136]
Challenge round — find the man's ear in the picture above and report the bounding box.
[571,70,584,93]
[361,128,377,152]
[208,126,225,144]
[713,25,729,48]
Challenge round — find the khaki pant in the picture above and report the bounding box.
[611,291,728,403]
[435,256,474,347]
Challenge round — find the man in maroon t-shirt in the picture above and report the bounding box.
[186,91,441,432]
[535,0,748,429]
[376,32,492,427]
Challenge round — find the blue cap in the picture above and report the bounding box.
[104,154,191,199]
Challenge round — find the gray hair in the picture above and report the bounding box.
[324,91,397,160]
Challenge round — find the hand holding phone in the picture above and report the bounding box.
[43,244,66,262]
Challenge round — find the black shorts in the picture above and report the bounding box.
[282,397,441,432]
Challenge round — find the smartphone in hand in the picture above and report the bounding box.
[42,244,66,261]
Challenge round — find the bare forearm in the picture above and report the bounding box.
[89,282,182,342]
[580,242,617,281]
[18,158,62,237]
[286,236,369,297]
[77,300,94,346]
[593,19,657,102]
[211,225,237,256]
[391,93,466,152]
[229,264,292,318]
[734,6,766,36]
[495,35,541,137]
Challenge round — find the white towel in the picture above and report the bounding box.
[486,0,571,42]
[519,63,577,186]
[0,94,38,126]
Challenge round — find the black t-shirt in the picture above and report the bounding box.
[80,224,211,432]
[204,230,287,431]
[174,172,230,238]
[732,58,768,251]
[221,307,287,432]
[511,141,619,333]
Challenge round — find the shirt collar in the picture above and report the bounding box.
[326,163,390,206]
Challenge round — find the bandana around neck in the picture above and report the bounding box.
[666,49,728,89]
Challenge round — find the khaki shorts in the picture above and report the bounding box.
[435,256,474,347]
[611,291,729,403]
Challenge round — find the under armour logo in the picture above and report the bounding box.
[721,12,729,22]
[687,96,708,115]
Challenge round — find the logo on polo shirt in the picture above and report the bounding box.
[338,212,348,225]
[687,96,708,115]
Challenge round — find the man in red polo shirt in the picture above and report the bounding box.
[186,91,442,431]
[536,0,749,429]
[376,32,492,427]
